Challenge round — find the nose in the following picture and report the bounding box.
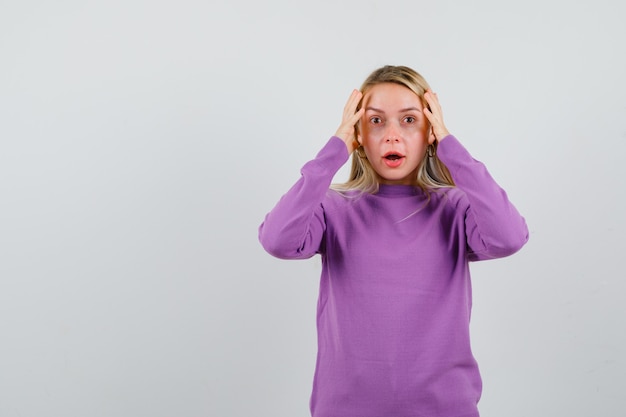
[384,124,401,143]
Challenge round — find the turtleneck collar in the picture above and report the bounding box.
[375,184,426,198]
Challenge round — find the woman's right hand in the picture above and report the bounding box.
[334,89,364,154]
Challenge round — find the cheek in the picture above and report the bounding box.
[414,144,428,159]
[407,133,430,158]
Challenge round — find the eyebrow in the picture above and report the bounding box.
[365,106,422,113]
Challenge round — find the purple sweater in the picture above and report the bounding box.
[259,135,528,417]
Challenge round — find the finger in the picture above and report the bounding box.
[341,91,353,116]
[423,105,444,135]
[345,89,362,112]
[423,90,436,109]
[351,107,364,124]
[342,90,363,124]
[422,106,434,124]
[424,92,444,125]
[348,93,363,120]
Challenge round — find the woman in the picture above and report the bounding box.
[259,65,528,417]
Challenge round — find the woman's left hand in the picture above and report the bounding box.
[423,90,450,143]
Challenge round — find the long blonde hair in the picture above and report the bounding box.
[332,65,455,194]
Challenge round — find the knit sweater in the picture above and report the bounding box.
[258,135,528,417]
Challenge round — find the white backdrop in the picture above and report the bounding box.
[1,0,625,416]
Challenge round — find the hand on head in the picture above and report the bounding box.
[335,89,365,153]
[422,90,450,143]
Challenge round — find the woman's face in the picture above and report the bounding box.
[359,82,432,186]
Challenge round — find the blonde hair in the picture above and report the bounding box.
[332,65,455,194]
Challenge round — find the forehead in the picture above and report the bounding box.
[363,82,423,110]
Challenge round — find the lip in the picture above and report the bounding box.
[382,151,405,168]
[383,150,405,158]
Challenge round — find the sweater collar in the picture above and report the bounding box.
[376,184,426,198]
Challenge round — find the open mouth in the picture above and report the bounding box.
[383,151,405,160]
[383,151,405,167]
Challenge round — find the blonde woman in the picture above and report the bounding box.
[259,65,528,417]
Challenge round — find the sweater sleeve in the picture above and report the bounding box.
[258,137,349,260]
[437,135,529,261]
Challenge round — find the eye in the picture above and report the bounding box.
[370,116,382,124]
[403,116,416,123]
